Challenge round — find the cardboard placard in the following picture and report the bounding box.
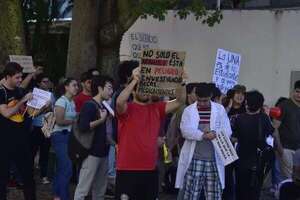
[212,49,241,94]
[212,132,239,166]
[138,49,185,97]
[9,55,36,73]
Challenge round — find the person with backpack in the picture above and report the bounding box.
[74,75,114,200]
[52,78,78,200]
[0,62,36,200]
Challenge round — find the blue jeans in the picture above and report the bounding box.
[51,130,72,200]
[108,145,116,177]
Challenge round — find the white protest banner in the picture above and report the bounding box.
[129,32,159,60]
[212,132,239,166]
[138,49,185,97]
[212,49,241,94]
[9,55,36,73]
[27,88,51,109]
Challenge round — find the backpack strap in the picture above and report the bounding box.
[0,84,8,104]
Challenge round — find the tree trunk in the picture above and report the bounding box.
[66,0,139,79]
[98,42,121,80]
[0,0,26,69]
[66,0,100,78]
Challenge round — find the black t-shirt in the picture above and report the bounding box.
[0,86,27,126]
[228,105,246,127]
[79,100,109,157]
[279,181,300,200]
[233,113,274,166]
[278,99,300,150]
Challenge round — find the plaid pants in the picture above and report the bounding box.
[182,158,222,200]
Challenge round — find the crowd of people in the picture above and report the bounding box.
[0,60,299,200]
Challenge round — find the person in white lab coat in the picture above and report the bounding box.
[175,82,232,200]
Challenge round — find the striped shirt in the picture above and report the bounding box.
[193,104,215,160]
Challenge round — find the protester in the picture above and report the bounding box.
[115,67,186,200]
[52,78,78,200]
[74,75,114,200]
[0,62,36,200]
[166,82,199,155]
[278,148,300,200]
[232,90,274,200]
[222,84,246,200]
[273,80,300,182]
[108,60,139,192]
[176,82,232,200]
[74,72,93,113]
[31,74,55,185]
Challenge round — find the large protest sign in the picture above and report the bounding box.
[212,132,239,166]
[129,32,159,60]
[27,88,52,109]
[138,49,185,97]
[9,55,36,73]
[212,49,241,94]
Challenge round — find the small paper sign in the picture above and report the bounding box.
[27,88,51,109]
[212,132,239,166]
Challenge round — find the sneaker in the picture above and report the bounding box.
[41,177,50,184]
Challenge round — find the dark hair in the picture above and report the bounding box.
[294,80,300,90]
[275,97,288,107]
[186,82,198,94]
[212,87,222,101]
[3,62,23,77]
[87,68,100,76]
[118,60,139,85]
[91,75,114,97]
[195,82,211,98]
[58,77,76,96]
[232,84,246,94]
[246,90,264,112]
[80,72,93,83]
[36,73,49,84]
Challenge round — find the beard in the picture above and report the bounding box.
[135,94,150,103]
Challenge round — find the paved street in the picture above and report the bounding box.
[7,178,276,200]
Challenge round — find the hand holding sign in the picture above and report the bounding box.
[21,92,33,104]
[132,67,141,82]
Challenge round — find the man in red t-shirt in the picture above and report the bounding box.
[74,72,93,112]
[115,67,186,200]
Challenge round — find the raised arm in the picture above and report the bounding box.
[165,83,186,114]
[116,67,140,115]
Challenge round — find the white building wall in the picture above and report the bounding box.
[120,10,300,105]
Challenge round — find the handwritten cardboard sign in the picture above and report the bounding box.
[129,32,159,60]
[212,132,239,166]
[212,49,241,94]
[27,88,51,109]
[9,55,36,73]
[138,49,185,97]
